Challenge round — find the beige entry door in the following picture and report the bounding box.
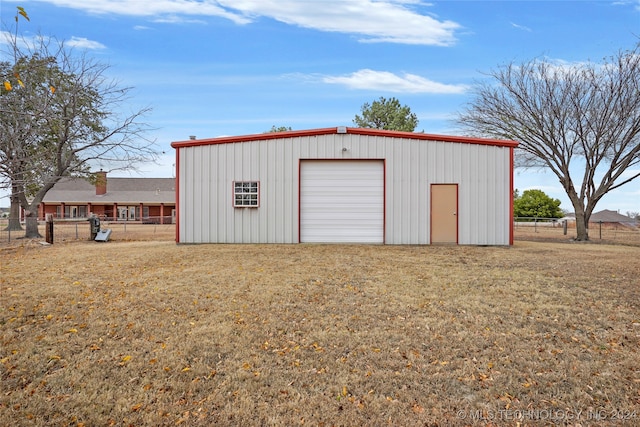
[431,184,458,244]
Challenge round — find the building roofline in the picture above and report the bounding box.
[171,127,519,149]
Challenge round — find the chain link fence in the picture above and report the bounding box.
[2,217,638,247]
[514,217,640,245]
[0,218,175,246]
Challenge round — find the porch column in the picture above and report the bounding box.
[139,203,143,221]
[160,203,165,224]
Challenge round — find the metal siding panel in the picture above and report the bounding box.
[224,140,265,244]
[496,148,511,244]
[218,144,230,243]
[457,145,470,243]
[216,144,227,243]
[287,139,300,243]
[455,145,511,245]
[275,139,286,242]
[416,141,428,243]
[178,148,189,242]
[197,146,208,243]
[266,139,277,242]
[259,141,269,242]
[392,140,405,243]
[233,143,243,241]
[192,148,204,243]
[409,141,420,244]
[457,144,473,245]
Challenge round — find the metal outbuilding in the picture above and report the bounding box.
[171,127,518,245]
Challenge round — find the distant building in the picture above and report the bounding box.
[589,209,637,228]
[37,171,176,224]
[562,209,637,229]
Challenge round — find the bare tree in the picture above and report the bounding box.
[458,42,640,241]
[1,33,158,238]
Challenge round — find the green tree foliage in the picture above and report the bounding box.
[353,97,418,132]
[266,125,292,133]
[458,42,640,241]
[513,189,563,220]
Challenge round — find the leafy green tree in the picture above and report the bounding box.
[266,125,292,133]
[353,97,418,132]
[513,189,563,220]
[458,42,640,241]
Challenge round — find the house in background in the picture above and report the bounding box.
[38,171,176,224]
[171,127,518,245]
[589,209,638,229]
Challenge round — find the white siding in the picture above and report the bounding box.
[177,132,512,245]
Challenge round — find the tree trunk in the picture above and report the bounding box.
[566,187,589,241]
[24,210,42,238]
[574,209,589,241]
[5,186,24,231]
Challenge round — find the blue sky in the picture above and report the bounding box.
[1,0,639,214]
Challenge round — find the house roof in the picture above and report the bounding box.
[42,177,175,204]
[171,127,519,149]
[590,209,636,223]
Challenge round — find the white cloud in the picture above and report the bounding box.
[32,0,251,24]
[28,0,460,46]
[322,69,468,94]
[152,16,207,25]
[511,22,532,32]
[67,36,106,49]
[0,31,104,51]
[612,0,640,12]
[218,0,459,45]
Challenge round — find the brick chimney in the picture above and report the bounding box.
[95,170,107,195]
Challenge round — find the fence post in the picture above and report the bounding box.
[534,217,538,233]
[599,221,602,239]
[45,214,54,244]
[563,220,567,235]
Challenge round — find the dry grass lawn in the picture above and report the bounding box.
[1,240,639,426]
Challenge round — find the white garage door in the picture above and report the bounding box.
[300,160,384,243]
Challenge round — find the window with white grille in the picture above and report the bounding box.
[233,181,259,207]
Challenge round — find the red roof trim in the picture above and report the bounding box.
[171,127,519,149]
